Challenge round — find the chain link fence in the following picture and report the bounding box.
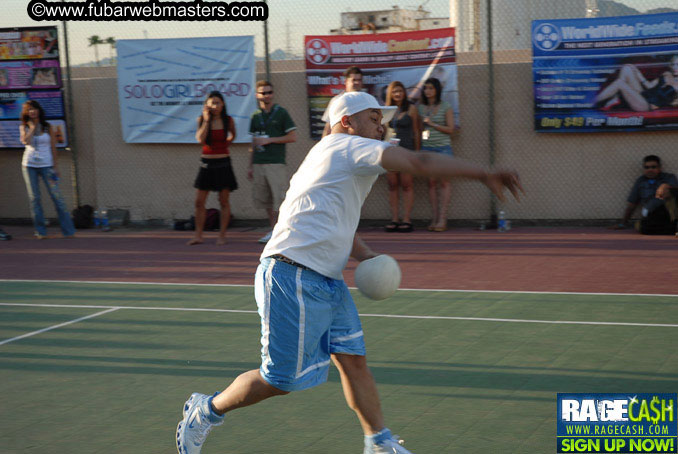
[1,0,676,227]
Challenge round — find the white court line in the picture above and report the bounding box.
[0,302,257,314]
[358,313,678,328]
[398,287,678,298]
[2,278,678,297]
[1,303,676,328]
[0,308,120,346]
[0,279,250,288]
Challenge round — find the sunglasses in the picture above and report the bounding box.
[258,91,273,95]
[644,165,658,169]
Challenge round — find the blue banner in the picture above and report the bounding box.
[532,13,678,132]
[117,36,255,143]
[557,393,678,453]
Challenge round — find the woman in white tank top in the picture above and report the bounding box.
[20,100,75,238]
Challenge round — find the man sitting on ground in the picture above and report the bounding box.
[613,154,677,235]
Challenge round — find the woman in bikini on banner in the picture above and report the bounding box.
[593,54,678,111]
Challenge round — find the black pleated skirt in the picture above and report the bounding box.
[193,157,238,192]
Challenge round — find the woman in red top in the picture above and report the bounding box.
[188,91,238,245]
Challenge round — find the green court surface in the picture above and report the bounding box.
[1,281,677,454]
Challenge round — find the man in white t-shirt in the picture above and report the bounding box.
[176,92,523,454]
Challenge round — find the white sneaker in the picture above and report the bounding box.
[258,231,273,243]
[364,434,413,454]
[176,393,224,454]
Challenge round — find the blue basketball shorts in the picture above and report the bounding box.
[254,256,366,392]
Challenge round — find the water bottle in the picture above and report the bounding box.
[253,132,268,152]
[93,210,101,228]
[498,210,506,232]
[100,209,111,232]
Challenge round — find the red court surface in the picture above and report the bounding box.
[1,225,676,295]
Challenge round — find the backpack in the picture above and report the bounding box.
[71,205,94,229]
[204,208,220,231]
[640,204,676,235]
[173,219,193,231]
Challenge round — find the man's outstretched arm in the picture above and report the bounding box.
[380,146,524,202]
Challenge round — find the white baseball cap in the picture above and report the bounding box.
[328,91,397,128]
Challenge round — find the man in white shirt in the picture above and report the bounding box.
[176,92,523,454]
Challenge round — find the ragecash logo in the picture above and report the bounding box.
[557,393,677,453]
[306,38,330,65]
[533,23,562,52]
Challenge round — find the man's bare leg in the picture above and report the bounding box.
[211,369,289,414]
[331,353,384,435]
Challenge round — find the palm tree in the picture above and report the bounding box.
[105,37,116,64]
[88,35,103,66]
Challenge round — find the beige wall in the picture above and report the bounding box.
[2,58,675,223]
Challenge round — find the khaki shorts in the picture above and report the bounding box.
[252,163,289,210]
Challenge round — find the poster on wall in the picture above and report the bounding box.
[532,12,678,133]
[0,90,64,120]
[0,26,67,148]
[0,28,59,60]
[117,36,255,144]
[0,119,67,149]
[0,60,61,90]
[305,28,458,139]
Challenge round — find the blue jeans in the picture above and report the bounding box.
[22,166,76,237]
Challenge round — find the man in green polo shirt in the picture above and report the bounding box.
[248,80,297,243]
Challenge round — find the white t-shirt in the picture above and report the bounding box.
[21,128,53,168]
[262,133,390,280]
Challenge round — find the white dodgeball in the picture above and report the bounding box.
[354,254,401,300]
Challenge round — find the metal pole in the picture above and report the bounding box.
[486,0,497,227]
[263,0,271,81]
[62,20,80,208]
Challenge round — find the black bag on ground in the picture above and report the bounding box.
[204,208,220,231]
[173,219,192,231]
[186,217,196,231]
[173,211,219,231]
[640,202,676,235]
[72,205,94,229]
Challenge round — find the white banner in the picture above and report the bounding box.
[117,36,255,143]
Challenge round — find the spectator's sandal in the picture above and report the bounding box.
[384,221,400,232]
[397,222,413,232]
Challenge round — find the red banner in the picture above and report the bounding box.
[304,28,457,139]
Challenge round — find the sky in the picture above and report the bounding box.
[0,0,676,65]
